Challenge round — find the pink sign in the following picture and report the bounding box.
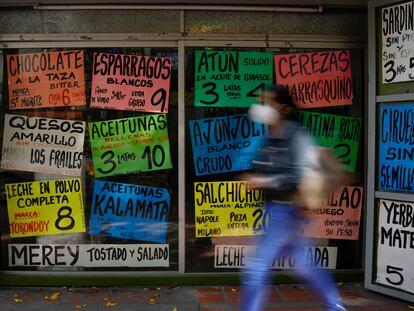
[300,186,363,240]
[91,53,172,113]
[274,50,353,108]
[7,50,85,109]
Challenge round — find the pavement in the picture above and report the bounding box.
[0,282,412,311]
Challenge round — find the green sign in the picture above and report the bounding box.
[89,114,172,178]
[297,111,361,172]
[194,50,273,107]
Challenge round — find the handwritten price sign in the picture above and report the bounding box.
[194,181,265,237]
[91,53,172,112]
[382,3,414,83]
[376,199,414,294]
[7,50,85,109]
[89,114,172,178]
[296,110,361,172]
[194,50,273,107]
[6,178,85,238]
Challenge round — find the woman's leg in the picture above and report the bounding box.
[291,236,342,309]
[240,203,298,311]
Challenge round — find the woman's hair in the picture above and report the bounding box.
[266,84,295,107]
[265,84,298,121]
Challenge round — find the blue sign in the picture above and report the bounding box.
[379,103,414,192]
[189,114,268,176]
[89,180,170,243]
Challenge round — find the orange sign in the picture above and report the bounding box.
[274,50,353,108]
[7,50,86,109]
[300,186,363,240]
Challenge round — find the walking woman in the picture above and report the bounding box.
[240,85,347,311]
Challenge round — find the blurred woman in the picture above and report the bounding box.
[240,85,347,311]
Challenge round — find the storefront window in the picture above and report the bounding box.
[185,47,366,273]
[0,45,365,275]
[0,47,179,272]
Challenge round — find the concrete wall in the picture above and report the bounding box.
[0,7,367,37]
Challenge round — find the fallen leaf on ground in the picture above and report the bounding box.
[75,304,87,309]
[50,292,61,300]
[105,301,117,307]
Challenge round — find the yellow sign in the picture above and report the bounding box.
[6,178,86,238]
[194,181,265,237]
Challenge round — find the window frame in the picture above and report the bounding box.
[0,34,367,279]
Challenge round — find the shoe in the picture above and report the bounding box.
[327,303,348,311]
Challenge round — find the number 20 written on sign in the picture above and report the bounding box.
[252,208,270,234]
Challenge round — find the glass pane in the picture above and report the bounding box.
[0,47,178,272]
[185,47,365,273]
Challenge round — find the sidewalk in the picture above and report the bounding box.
[0,283,412,310]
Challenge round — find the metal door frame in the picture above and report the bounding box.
[365,0,414,302]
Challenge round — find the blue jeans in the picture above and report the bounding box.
[240,202,340,311]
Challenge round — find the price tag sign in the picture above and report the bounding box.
[382,2,414,83]
[9,244,169,268]
[275,50,353,108]
[189,114,267,176]
[7,50,85,109]
[89,181,170,243]
[91,53,172,112]
[376,199,414,294]
[194,181,265,237]
[194,50,273,107]
[89,114,172,178]
[6,178,85,238]
[297,111,361,172]
[379,103,414,192]
[299,186,363,240]
[1,114,85,176]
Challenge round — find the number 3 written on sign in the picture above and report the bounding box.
[199,82,265,105]
[97,145,167,175]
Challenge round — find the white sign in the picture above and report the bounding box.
[214,245,337,269]
[382,1,414,83]
[1,114,85,176]
[9,244,169,268]
[376,199,414,294]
